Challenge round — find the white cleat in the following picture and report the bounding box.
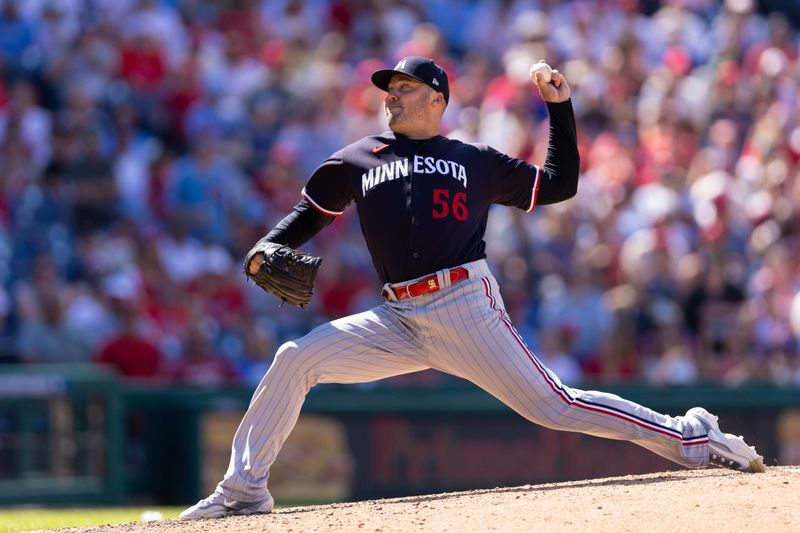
[179,491,274,520]
[686,407,766,473]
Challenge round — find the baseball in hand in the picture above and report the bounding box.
[530,62,552,83]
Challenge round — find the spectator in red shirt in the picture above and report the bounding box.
[119,33,166,94]
[95,297,164,381]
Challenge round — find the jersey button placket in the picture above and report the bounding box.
[409,147,424,264]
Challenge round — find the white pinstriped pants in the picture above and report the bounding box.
[219,259,710,501]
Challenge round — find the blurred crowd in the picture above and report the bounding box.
[1,0,799,388]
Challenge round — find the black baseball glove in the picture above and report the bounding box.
[243,239,322,309]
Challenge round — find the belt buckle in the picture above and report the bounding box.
[407,281,426,299]
[390,284,415,301]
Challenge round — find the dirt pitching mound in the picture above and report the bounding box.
[49,466,799,533]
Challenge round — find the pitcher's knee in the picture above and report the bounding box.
[274,340,298,360]
[270,341,317,390]
[511,396,575,430]
[273,341,310,371]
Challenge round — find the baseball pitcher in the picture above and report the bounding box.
[180,56,764,519]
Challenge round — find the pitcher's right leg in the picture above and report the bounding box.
[181,306,428,519]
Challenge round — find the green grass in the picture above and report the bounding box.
[0,507,183,533]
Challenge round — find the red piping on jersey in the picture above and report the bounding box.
[526,166,541,213]
[301,187,344,216]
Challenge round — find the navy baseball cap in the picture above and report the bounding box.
[371,56,450,104]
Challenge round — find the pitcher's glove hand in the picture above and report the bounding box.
[244,240,322,309]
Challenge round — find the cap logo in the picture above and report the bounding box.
[431,78,439,86]
[396,59,407,70]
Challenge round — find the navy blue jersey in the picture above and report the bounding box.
[299,101,579,284]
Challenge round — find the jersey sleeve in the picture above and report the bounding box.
[488,100,580,212]
[537,100,580,205]
[264,200,335,248]
[487,146,541,212]
[301,150,354,216]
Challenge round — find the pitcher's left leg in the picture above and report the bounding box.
[427,273,709,468]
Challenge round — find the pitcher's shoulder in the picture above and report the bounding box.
[342,133,396,158]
